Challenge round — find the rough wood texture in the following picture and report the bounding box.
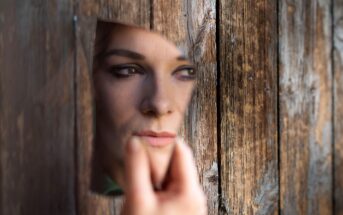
[152,0,218,214]
[334,0,343,214]
[218,1,278,214]
[75,1,150,214]
[279,1,333,214]
[75,16,116,215]
[79,0,150,28]
[0,1,76,214]
[2,0,343,214]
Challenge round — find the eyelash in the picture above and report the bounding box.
[108,64,196,81]
[108,64,144,78]
[172,65,196,81]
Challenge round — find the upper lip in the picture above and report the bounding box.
[133,130,176,138]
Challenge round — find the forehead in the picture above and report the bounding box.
[106,25,183,59]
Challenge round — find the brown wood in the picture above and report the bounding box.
[0,1,76,214]
[334,0,343,214]
[2,0,342,214]
[218,0,278,214]
[78,0,150,28]
[75,16,116,215]
[151,1,219,214]
[279,1,333,214]
[75,1,150,214]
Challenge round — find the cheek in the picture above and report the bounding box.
[172,82,195,112]
[95,76,140,125]
[105,85,139,122]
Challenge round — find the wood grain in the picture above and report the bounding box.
[1,0,342,214]
[334,0,343,214]
[0,0,76,214]
[151,1,219,214]
[279,0,333,214]
[218,0,278,214]
[79,0,150,28]
[75,0,150,214]
[75,16,117,215]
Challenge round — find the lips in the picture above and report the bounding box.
[133,130,176,147]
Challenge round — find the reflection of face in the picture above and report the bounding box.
[93,23,195,190]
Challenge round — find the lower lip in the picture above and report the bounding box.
[139,136,175,147]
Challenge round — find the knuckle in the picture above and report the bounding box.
[130,193,149,205]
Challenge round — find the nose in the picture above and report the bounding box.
[139,75,174,117]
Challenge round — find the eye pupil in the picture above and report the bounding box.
[128,67,136,73]
[173,66,196,81]
[108,64,143,78]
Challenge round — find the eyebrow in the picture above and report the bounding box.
[102,48,189,61]
[177,55,188,61]
[103,49,145,60]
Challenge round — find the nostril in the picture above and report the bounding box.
[142,109,157,117]
[140,99,173,117]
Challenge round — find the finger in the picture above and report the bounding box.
[169,137,200,192]
[124,137,154,198]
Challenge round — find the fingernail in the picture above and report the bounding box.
[128,137,140,153]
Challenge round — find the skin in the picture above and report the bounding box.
[122,137,207,215]
[93,22,206,215]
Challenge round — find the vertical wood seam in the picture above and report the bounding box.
[149,0,154,30]
[330,0,336,213]
[215,0,222,213]
[277,0,281,214]
[73,7,79,215]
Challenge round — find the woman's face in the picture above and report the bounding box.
[93,23,196,190]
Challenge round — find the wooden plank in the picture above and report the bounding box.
[334,0,343,214]
[151,1,219,214]
[75,1,150,214]
[79,0,150,28]
[218,0,278,214]
[0,1,76,214]
[75,16,117,215]
[279,0,333,214]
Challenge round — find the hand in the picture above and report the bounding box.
[121,137,207,215]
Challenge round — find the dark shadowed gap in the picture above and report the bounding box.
[276,0,281,214]
[73,7,80,215]
[215,0,222,214]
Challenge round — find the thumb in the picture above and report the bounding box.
[169,138,200,193]
[124,137,154,199]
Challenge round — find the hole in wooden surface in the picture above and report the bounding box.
[89,19,196,197]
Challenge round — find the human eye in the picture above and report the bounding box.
[108,64,144,78]
[172,65,196,81]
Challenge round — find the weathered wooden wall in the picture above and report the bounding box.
[279,0,333,214]
[0,0,76,214]
[218,1,278,214]
[1,0,343,215]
